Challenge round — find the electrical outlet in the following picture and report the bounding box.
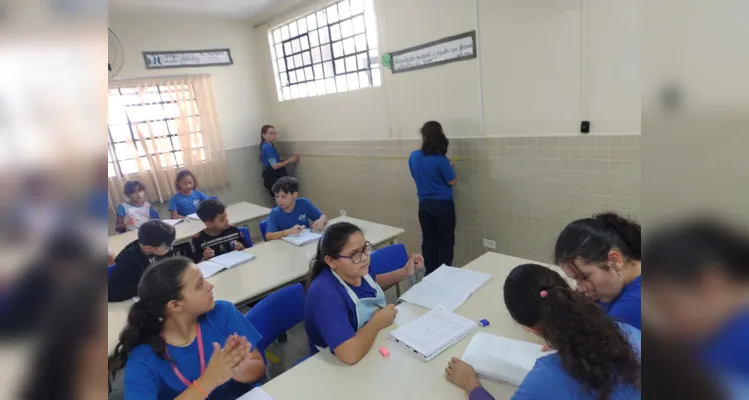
[340,210,347,217]
[482,238,496,249]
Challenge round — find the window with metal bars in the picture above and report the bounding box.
[107,84,205,177]
[268,0,381,101]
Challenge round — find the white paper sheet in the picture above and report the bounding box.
[394,302,426,327]
[282,229,321,246]
[399,264,491,311]
[161,219,184,226]
[237,387,276,400]
[461,332,546,386]
[389,306,476,360]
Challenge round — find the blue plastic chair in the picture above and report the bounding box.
[245,283,306,362]
[370,244,409,297]
[238,226,253,248]
[107,264,116,280]
[259,219,269,242]
[208,196,218,200]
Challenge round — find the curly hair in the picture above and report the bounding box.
[504,264,640,399]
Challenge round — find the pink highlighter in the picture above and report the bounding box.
[379,346,390,357]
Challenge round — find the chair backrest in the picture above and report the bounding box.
[245,283,305,356]
[369,244,409,276]
[259,219,269,242]
[238,226,252,248]
[207,196,219,200]
[108,264,116,279]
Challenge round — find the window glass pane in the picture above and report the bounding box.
[334,58,345,74]
[293,54,302,67]
[291,39,301,53]
[345,55,357,72]
[108,163,116,177]
[284,42,292,55]
[307,14,317,30]
[298,83,308,98]
[297,18,307,33]
[330,23,341,41]
[351,0,363,14]
[354,34,367,53]
[316,11,327,26]
[287,56,295,69]
[289,21,299,37]
[273,29,282,43]
[125,106,146,122]
[290,84,299,99]
[305,66,314,81]
[340,19,353,38]
[108,105,128,125]
[300,36,310,50]
[281,25,290,40]
[325,78,337,93]
[372,67,381,86]
[302,51,311,66]
[309,30,319,46]
[321,44,332,61]
[323,61,334,77]
[318,28,330,44]
[359,71,370,87]
[282,86,291,100]
[353,16,366,34]
[347,73,360,90]
[280,73,289,86]
[335,75,348,92]
[278,59,287,72]
[343,37,355,55]
[109,125,131,142]
[313,63,323,78]
[332,41,344,58]
[296,69,306,82]
[326,5,339,22]
[316,80,327,95]
[275,43,283,57]
[114,142,136,160]
[338,0,351,19]
[311,47,322,63]
[306,81,317,96]
[357,53,369,69]
[289,72,297,84]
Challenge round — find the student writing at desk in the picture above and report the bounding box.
[554,212,642,330]
[304,222,424,364]
[191,199,246,262]
[264,177,327,241]
[446,263,641,400]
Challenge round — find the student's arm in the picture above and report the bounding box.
[197,190,210,201]
[265,226,303,241]
[115,205,127,233]
[263,145,297,170]
[375,254,424,290]
[221,302,266,383]
[440,156,457,186]
[124,359,160,400]
[149,207,160,220]
[305,199,327,231]
[168,197,184,219]
[333,305,396,365]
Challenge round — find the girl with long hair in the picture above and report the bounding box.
[259,125,299,200]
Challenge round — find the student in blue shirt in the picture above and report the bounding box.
[265,177,328,241]
[554,212,642,330]
[446,263,641,400]
[304,222,424,364]
[259,125,299,200]
[109,257,265,400]
[644,219,749,379]
[408,121,457,275]
[169,170,210,218]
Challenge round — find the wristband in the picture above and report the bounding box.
[193,380,209,398]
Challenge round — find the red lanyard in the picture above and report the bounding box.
[165,324,206,388]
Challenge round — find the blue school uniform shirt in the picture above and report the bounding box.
[266,198,322,232]
[511,322,641,400]
[408,150,455,203]
[260,142,281,168]
[304,267,378,355]
[168,190,209,216]
[699,307,749,378]
[600,275,642,330]
[124,301,262,400]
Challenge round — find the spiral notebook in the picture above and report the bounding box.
[461,332,546,386]
[197,251,255,278]
[388,306,477,361]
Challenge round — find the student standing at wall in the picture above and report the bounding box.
[408,121,457,275]
[259,125,299,200]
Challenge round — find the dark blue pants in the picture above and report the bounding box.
[418,199,456,275]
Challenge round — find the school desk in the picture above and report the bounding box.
[107,216,404,354]
[260,252,568,400]
[106,201,272,255]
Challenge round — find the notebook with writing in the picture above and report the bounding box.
[281,229,322,246]
[388,306,477,361]
[461,332,546,386]
[197,251,255,278]
[399,264,492,311]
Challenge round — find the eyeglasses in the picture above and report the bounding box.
[337,241,373,264]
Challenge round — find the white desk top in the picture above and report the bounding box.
[108,216,404,354]
[107,201,271,255]
[262,252,563,400]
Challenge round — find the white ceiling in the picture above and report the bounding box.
[109,0,290,19]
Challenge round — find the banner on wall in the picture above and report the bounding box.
[142,49,233,69]
[389,31,476,74]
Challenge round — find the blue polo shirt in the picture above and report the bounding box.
[408,150,455,203]
[261,142,281,168]
[304,268,378,355]
[699,308,749,378]
[512,322,641,399]
[266,198,322,233]
[124,301,263,400]
[600,275,642,330]
[168,190,209,216]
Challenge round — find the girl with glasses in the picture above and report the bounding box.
[303,222,424,365]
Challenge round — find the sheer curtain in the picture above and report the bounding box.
[107,75,228,214]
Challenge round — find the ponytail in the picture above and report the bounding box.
[108,257,192,369]
[305,222,362,289]
[555,212,641,265]
[504,264,640,400]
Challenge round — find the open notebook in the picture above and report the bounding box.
[197,251,255,278]
[461,332,546,387]
[388,306,477,361]
[399,265,492,311]
[161,219,185,227]
[282,229,321,246]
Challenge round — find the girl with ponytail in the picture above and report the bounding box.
[303,222,424,365]
[446,264,641,400]
[109,257,266,399]
[554,212,642,329]
[259,125,299,200]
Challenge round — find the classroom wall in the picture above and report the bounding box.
[255,0,641,263]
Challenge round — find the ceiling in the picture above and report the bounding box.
[109,0,294,19]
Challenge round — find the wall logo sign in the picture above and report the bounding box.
[389,31,476,74]
[143,49,233,69]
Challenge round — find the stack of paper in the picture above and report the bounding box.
[399,265,492,311]
[282,229,322,246]
[161,219,185,227]
[197,251,255,278]
[461,332,546,386]
[389,306,477,361]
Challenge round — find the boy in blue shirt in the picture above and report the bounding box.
[265,177,327,241]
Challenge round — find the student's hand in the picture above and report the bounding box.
[371,304,397,329]
[231,241,245,251]
[202,337,245,389]
[230,334,255,374]
[311,219,326,232]
[289,154,300,163]
[286,225,304,236]
[445,357,481,393]
[203,248,215,260]
[402,254,425,277]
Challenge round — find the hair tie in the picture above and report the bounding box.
[540,290,548,298]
